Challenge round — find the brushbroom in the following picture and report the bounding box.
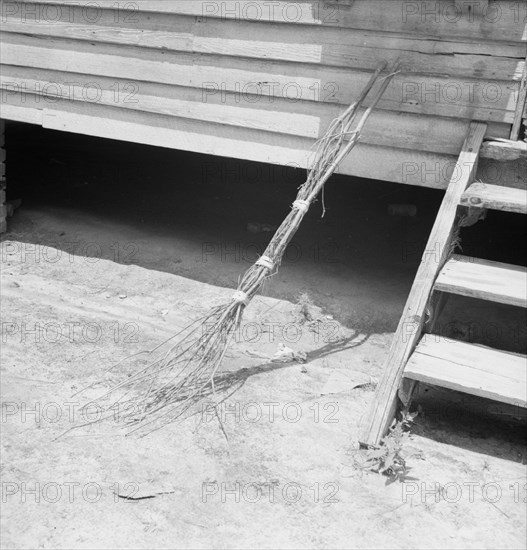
[78,62,399,436]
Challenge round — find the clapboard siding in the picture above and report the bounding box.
[4,92,525,190]
[0,91,463,188]
[2,9,525,79]
[0,0,525,187]
[0,66,511,154]
[13,0,526,41]
[1,33,519,123]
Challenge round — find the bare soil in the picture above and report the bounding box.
[1,125,526,549]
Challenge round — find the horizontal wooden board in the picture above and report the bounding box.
[0,32,519,123]
[0,103,42,124]
[405,337,527,407]
[435,255,527,307]
[460,182,527,212]
[1,91,466,188]
[0,66,510,154]
[480,139,527,161]
[2,4,524,79]
[3,92,525,189]
[13,0,527,42]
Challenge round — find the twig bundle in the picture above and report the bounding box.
[90,63,399,436]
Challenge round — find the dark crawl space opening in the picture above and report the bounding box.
[4,121,526,338]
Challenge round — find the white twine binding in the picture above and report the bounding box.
[232,290,250,306]
[256,256,274,270]
[293,200,310,214]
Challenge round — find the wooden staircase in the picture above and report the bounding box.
[361,122,527,446]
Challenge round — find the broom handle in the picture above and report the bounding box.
[254,63,400,270]
[305,63,399,204]
[312,63,388,166]
[339,62,387,129]
[244,63,400,282]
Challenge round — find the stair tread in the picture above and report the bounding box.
[405,338,527,407]
[435,255,527,307]
[480,139,527,161]
[460,183,527,214]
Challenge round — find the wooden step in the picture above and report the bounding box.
[460,182,527,214]
[405,338,527,407]
[435,255,527,307]
[480,139,527,161]
[360,123,489,446]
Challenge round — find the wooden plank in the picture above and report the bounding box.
[41,106,453,187]
[480,139,527,161]
[511,57,527,140]
[2,5,524,79]
[6,3,526,62]
[435,255,527,307]
[405,338,527,407]
[4,90,522,189]
[0,68,322,138]
[460,182,527,213]
[0,91,463,187]
[3,90,524,189]
[360,122,487,446]
[0,33,519,123]
[0,103,43,124]
[14,0,527,42]
[0,66,511,153]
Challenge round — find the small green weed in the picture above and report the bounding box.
[365,411,418,483]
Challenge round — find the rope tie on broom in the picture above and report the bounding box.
[232,290,250,306]
[293,200,310,214]
[256,256,274,270]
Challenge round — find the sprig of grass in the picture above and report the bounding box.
[365,411,418,483]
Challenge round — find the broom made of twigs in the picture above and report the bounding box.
[79,62,399,436]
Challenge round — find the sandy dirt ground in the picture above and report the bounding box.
[1,125,526,549]
[2,242,526,550]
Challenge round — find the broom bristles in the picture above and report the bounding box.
[82,62,400,436]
